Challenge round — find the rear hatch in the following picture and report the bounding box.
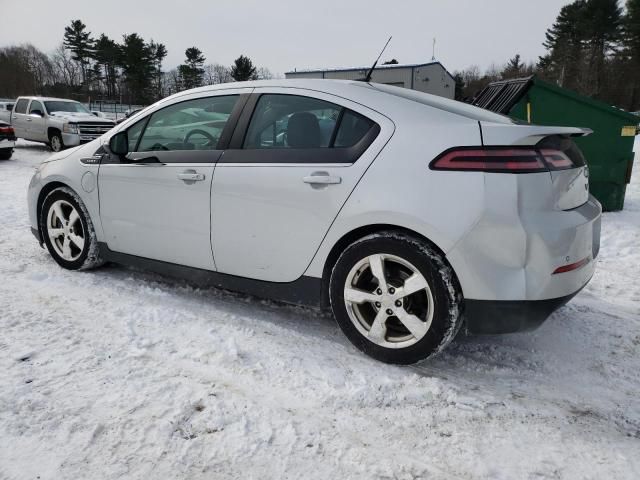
[480,122,591,210]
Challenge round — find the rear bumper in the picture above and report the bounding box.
[447,192,602,302]
[0,138,15,150]
[464,289,582,334]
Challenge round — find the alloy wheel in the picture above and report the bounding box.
[46,199,85,261]
[343,253,434,349]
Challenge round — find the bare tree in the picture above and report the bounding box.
[51,43,81,88]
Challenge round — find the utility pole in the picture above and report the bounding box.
[432,38,436,61]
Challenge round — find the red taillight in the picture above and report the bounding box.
[0,126,14,135]
[430,147,578,173]
[539,149,573,169]
[552,257,590,275]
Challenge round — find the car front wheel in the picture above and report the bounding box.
[49,131,64,152]
[329,232,462,364]
[40,187,103,270]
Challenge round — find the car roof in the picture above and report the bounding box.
[17,96,81,103]
[163,79,511,124]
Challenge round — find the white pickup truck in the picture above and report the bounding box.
[11,96,115,152]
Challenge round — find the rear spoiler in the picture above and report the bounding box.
[479,122,593,146]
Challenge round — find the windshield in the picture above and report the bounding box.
[44,101,91,115]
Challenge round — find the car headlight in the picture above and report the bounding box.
[63,123,79,134]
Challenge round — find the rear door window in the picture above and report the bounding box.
[14,99,28,114]
[243,94,342,149]
[334,110,375,147]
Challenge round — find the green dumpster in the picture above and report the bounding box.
[473,76,638,211]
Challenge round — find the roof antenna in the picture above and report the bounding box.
[363,36,392,83]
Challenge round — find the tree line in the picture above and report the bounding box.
[0,19,273,105]
[454,0,640,111]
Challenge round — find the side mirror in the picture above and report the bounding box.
[31,110,43,117]
[109,131,129,156]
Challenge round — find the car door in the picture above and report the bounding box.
[98,91,249,270]
[11,98,30,138]
[211,89,394,282]
[27,100,47,141]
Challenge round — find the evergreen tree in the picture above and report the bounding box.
[149,40,168,98]
[540,0,587,91]
[178,47,205,89]
[118,33,155,104]
[582,0,623,97]
[63,19,95,86]
[230,55,257,81]
[93,34,120,98]
[502,54,524,79]
[623,0,640,108]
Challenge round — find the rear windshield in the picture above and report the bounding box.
[362,82,515,124]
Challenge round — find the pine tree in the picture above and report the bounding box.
[230,55,257,81]
[118,33,155,104]
[94,34,120,98]
[540,1,587,90]
[149,41,168,98]
[502,54,524,79]
[63,20,95,86]
[582,0,623,97]
[625,0,640,108]
[178,47,205,90]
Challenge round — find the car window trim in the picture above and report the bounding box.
[219,122,381,164]
[224,92,380,164]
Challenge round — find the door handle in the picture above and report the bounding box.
[177,170,205,183]
[303,172,342,185]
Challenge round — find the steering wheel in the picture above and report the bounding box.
[184,129,217,147]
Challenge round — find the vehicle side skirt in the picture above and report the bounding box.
[98,242,322,307]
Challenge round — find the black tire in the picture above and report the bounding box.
[0,149,11,160]
[40,186,104,270]
[48,130,64,152]
[329,232,463,364]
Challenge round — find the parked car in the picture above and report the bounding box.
[0,101,15,123]
[0,120,16,159]
[116,108,144,124]
[11,96,115,152]
[26,80,602,364]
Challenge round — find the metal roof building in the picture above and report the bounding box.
[285,61,455,99]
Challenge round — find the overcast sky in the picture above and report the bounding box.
[0,0,572,75]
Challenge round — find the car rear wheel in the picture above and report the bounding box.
[40,187,103,270]
[329,232,462,364]
[49,131,64,152]
[0,149,12,160]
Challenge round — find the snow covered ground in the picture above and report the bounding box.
[1,140,639,479]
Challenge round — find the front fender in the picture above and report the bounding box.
[29,151,104,242]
